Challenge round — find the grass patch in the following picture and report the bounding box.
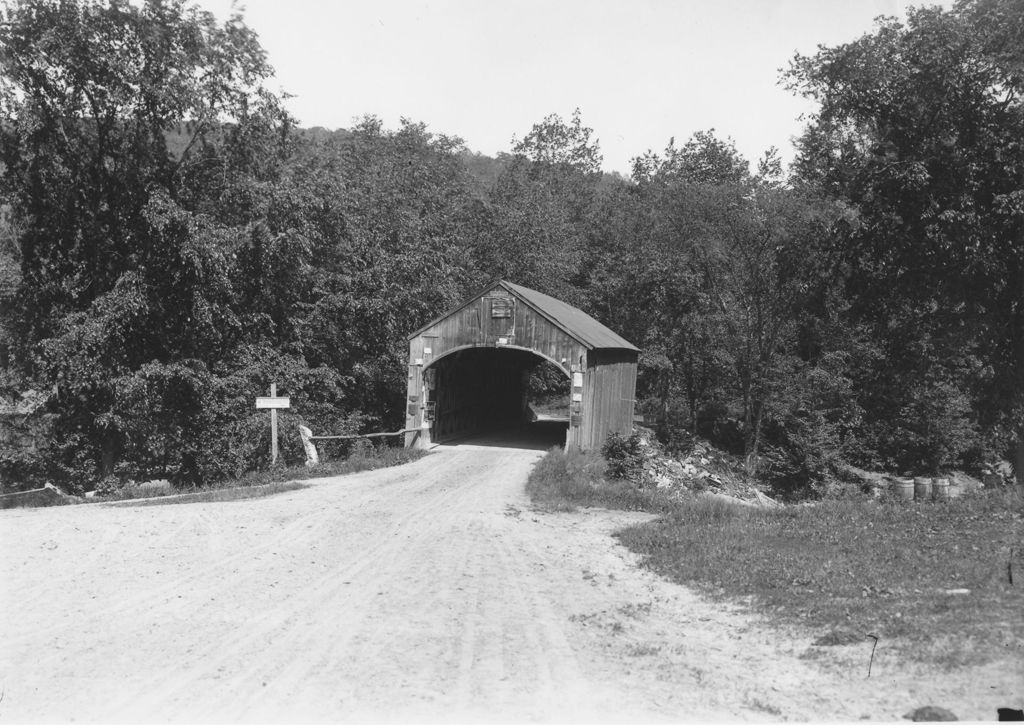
[614,488,1024,666]
[94,446,427,506]
[526,446,676,513]
[526,448,1023,666]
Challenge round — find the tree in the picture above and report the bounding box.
[283,118,484,428]
[785,0,1024,478]
[484,109,604,301]
[586,128,853,491]
[510,108,602,173]
[631,131,750,186]
[0,0,303,487]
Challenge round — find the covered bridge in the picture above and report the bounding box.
[404,280,639,450]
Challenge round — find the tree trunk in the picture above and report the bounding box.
[689,390,698,436]
[746,402,765,475]
[1015,430,1024,486]
[100,435,117,479]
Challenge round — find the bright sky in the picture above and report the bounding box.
[197,0,943,175]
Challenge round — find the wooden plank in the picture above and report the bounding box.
[311,428,419,441]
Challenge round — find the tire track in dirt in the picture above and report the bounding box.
[103,456,476,719]
[5,460,438,658]
[3,489,332,648]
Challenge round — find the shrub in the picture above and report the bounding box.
[601,431,645,482]
[0,448,53,494]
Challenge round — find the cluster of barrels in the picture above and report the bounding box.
[890,476,952,501]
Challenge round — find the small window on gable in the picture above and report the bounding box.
[490,298,513,319]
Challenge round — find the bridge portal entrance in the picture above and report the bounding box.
[405,281,638,451]
[422,348,569,447]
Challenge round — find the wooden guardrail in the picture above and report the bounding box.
[298,426,420,467]
[308,428,419,441]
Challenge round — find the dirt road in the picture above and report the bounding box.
[1,441,1019,722]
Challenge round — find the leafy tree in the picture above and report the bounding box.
[785,0,1024,477]
[631,131,750,186]
[484,109,604,301]
[283,118,485,428]
[510,108,602,173]
[0,0,308,487]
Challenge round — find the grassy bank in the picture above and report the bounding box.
[527,447,1024,666]
[95,447,427,506]
[526,446,676,513]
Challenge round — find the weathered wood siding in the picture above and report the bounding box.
[581,349,638,450]
[411,286,588,370]
[405,283,637,450]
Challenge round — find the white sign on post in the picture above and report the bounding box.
[256,383,291,464]
[256,397,291,409]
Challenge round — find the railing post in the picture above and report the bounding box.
[298,425,319,467]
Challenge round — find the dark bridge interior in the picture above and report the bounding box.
[425,348,569,450]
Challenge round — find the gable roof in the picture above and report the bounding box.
[408,280,639,352]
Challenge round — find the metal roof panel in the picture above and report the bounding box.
[501,281,639,351]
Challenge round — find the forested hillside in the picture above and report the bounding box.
[0,0,1020,495]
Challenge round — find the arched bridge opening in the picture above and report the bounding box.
[423,347,570,449]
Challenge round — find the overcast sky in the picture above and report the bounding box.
[196,0,944,175]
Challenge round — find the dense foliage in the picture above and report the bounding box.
[0,0,1020,494]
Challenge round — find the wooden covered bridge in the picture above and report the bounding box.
[404,281,639,450]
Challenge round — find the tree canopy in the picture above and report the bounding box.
[1,0,1020,494]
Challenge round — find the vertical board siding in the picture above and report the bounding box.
[582,349,638,451]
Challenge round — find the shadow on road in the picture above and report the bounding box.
[435,420,569,451]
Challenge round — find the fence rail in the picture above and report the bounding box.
[299,426,422,467]
[308,428,419,441]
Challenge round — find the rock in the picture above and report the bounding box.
[840,464,890,491]
[983,472,1005,488]
[946,471,983,497]
[993,460,1014,478]
[904,706,957,721]
[298,425,319,467]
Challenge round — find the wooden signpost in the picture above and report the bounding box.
[255,383,290,465]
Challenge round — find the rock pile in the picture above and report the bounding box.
[635,431,778,506]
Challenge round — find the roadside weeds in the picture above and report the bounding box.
[89,447,428,506]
